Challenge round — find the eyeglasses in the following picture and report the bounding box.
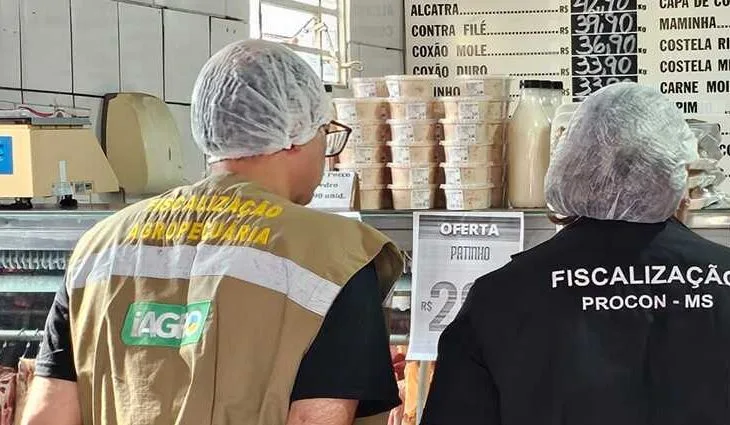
[324,120,351,158]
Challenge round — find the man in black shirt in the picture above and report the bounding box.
[32,262,399,424]
[423,83,729,425]
[22,39,401,425]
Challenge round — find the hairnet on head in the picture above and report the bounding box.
[191,39,331,162]
[545,82,698,223]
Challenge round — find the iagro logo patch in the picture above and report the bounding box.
[121,301,211,347]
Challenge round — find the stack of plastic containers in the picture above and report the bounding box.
[384,75,443,210]
[333,78,392,210]
[438,76,512,210]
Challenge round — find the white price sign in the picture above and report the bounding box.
[407,212,524,361]
[307,171,357,211]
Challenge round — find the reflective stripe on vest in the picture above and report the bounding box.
[68,243,342,317]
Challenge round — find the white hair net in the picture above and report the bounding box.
[545,82,698,223]
[191,39,331,162]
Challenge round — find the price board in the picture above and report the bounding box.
[405,0,730,188]
[407,211,524,361]
[405,0,730,103]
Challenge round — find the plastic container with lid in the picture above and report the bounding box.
[337,144,390,164]
[456,75,511,98]
[441,184,504,210]
[388,98,441,120]
[336,163,390,185]
[351,77,389,98]
[388,119,442,144]
[507,80,552,208]
[388,163,438,186]
[359,185,392,210]
[387,142,440,165]
[440,120,504,145]
[385,75,436,98]
[440,142,503,164]
[388,184,438,210]
[439,96,509,121]
[349,121,391,145]
[440,162,503,186]
[333,98,390,121]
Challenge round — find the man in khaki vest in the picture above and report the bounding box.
[22,40,404,425]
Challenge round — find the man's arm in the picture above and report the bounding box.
[21,378,81,425]
[420,306,501,425]
[21,284,82,425]
[287,399,357,425]
[289,262,400,424]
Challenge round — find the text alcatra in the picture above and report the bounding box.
[411,3,459,16]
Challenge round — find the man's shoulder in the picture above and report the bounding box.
[279,205,383,240]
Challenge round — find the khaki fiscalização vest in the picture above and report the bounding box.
[66,174,404,425]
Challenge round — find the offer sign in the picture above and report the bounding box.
[407,211,525,361]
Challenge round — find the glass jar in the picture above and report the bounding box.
[507,80,552,208]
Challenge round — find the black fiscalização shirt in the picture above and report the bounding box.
[423,217,730,425]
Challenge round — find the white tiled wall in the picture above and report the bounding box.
[348,0,405,79]
[0,0,406,184]
[0,0,250,181]
[21,0,73,92]
[163,10,210,103]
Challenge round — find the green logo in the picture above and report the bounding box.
[121,301,211,347]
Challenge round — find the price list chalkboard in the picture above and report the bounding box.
[405,0,730,188]
[570,0,640,101]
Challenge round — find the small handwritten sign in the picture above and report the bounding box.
[308,171,358,211]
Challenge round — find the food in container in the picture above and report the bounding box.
[387,142,440,165]
[439,96,509,121]
[388,163,438,186]
[456,75,511,98]
[336,163,390,185]
[333,97,390,121]
[337,144,390,164]
[388,119,442,144]
[440,142,503,164]
[350,121,391,144]
[385,75,436,98]
[359,185,392,210]
[388,98,441,120]
[441,184,504,210]
[440,162,504,186]
[388,184,438,210]
[440,120,504,145]
[351,77,389,98]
